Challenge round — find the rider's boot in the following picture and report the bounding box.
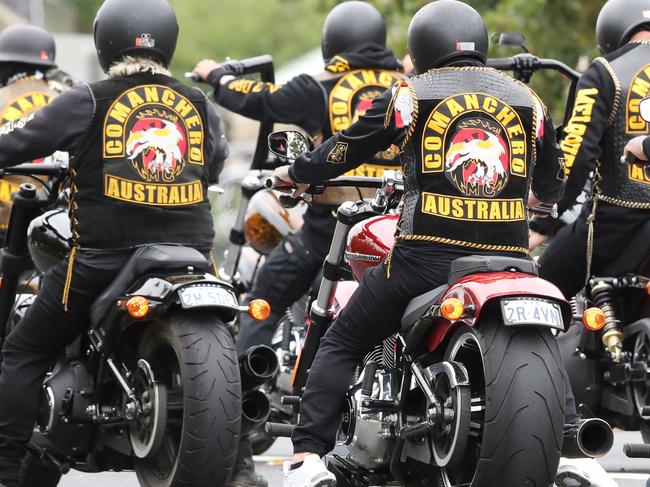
[283,454,336,487]
[229,439,268,487]
[554,458,618,487]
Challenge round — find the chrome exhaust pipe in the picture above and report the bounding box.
[562,418,614,458]
[239,345,279,391]
[241,389,271,434]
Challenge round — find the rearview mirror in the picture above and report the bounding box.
[268,131,309,160]
[492,32,527,51]
[640,97,650,123]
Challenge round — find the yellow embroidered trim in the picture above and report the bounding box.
[62,246,78,311]
[384,81,401,129]
[400,81,419,152]
[396,234,529,255]
[385,247,394,279]
[594,57,621,126]
[594,192,650,209]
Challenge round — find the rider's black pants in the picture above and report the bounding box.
[236,226,327,354]
[0,253,131,485]
[539,202,650,299]
[291,242,579,457]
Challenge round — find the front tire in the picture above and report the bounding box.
[134,311,242,487]
[440,320,564,487]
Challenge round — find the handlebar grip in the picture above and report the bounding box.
[531,204,559,219]
[487,58,515,70]
[620,153,645,165]
[224,54,274,76]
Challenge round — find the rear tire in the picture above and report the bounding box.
[440,320,564,487]
[134,311,241,487]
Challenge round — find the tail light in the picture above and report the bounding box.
[248,299,271,321]
[127,296,149,318]
[440,298,465,320]
[582,307,606,331]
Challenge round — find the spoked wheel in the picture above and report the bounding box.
[439,321,564,487]
[632,332,650,441]
[134,311,241,487]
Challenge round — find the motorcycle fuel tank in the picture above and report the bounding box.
[346,214,398,281]
[28,207,71,273]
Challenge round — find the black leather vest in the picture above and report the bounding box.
[315,68,404,177]
[599,42,650,205]
[72,73,215,250]
[0,77,59,230]
[399,67,537,253]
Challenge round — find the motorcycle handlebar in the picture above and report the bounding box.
[0,162,66,177]
[487,54,580,81]
[265,175,384,192]
[186,54,274,82]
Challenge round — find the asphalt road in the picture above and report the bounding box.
[58,433,650,487]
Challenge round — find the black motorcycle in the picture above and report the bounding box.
[0,162,278,487]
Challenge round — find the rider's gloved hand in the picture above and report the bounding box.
[623,135,650,164]
[272,165,309,198]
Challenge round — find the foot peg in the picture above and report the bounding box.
[624,443,650,458]
[561,418,614,458]
[265,422,295,438]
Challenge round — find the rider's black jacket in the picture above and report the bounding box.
[291,66,565,254]
[0,73,228,251]
[207,43,404,241]
[534,42,650,236]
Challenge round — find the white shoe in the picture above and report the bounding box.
[555,458,619,487]
[283,454,337,487]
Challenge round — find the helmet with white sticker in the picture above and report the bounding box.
[407,0,488,74]
[93,0,179,72]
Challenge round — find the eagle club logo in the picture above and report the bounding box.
[446,118,509,197]
[420,93,528,223]
[103,85,205,206]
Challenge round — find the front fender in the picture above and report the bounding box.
[427,272,571,352]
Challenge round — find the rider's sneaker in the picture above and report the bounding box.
[554,458,618,487]
[283,454,337,487]
[228,454,268,487]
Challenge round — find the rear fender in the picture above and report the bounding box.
[90,274,238,356]
[427,272,571,352]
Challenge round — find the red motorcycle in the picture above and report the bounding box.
[265,132,613,486]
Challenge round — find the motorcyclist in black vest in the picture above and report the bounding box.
[192,1,404,355]
[270,2,566,486]
[0,24,70,241]
[193,7,403,485]
[0,1,229,486]
[531,0,650,298]
[529,2,650,485]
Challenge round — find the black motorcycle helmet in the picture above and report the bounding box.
[596,0,650,54]
[321,1,387,62]
[0,24,56,68]
[93,0,179,73]
[407,0,488,74]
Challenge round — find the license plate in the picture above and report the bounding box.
[178,285,237,309]
[501,298,563,329]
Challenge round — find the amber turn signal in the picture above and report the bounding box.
[582,307,606,331]
[248,299,271,321]
[127,296,150,319]
[646,281,650,296]
[440,298,465,320]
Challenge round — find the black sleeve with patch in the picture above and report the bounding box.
[557,61,615,214]
[0,84,94,167]
[531,113,566,204]
[290,88,404,183]
[211,72,326,134]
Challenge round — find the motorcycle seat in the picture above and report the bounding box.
[599,220,650,276]
[89,245,210,326]
[400,284,449,330]
[448,255,537,284]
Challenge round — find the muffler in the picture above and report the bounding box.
[562,418,614,458]
[241,389,271,434]
[239,345,279,391]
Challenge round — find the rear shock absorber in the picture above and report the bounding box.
[591,281,623,362]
